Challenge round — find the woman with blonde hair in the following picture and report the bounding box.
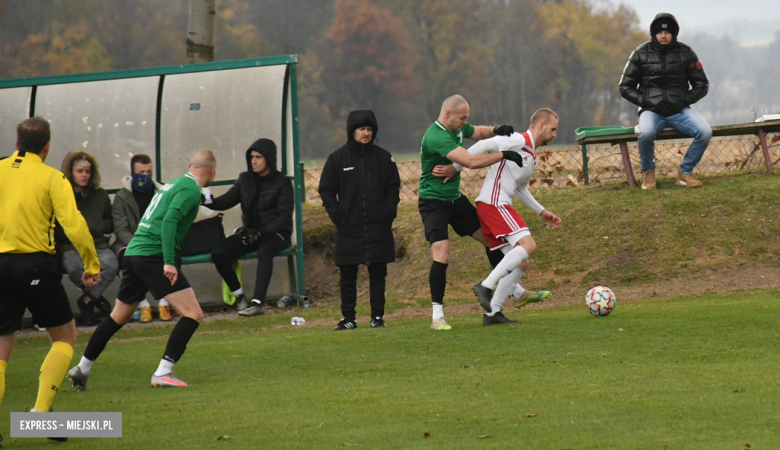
[55,151,119,326]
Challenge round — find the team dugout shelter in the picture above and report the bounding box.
[0,56,308,308]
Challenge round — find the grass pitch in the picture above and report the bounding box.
[3,290,780,449]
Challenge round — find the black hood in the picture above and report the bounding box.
[346,110,378,145]
[650,13,679,48]
[246,138,278,174]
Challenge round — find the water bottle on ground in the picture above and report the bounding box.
[291,317,305,326]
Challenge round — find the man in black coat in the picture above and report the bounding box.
[319,110,401,330]
[204,139,294,316]
[619,12,712,190]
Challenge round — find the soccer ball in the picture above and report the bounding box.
[585,286,616,316]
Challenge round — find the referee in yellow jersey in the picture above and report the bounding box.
[0,117,101,422]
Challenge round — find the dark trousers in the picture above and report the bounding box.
[339,263,387,320]
[211,232,289,302]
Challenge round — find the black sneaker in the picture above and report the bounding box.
[238,300,265,316]
[370,317,387,328]
[235,294,250,312]
[76,295,97,326]
[333,318,358,331]
[473,283,493,312]
[482,312,518,325]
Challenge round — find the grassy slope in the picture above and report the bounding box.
[4,291,780,449]
[300,171,780,318]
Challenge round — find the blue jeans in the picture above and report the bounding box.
[637,108,712,174]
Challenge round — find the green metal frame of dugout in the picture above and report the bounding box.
[0,56,308,307]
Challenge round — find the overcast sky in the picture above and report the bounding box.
[612,0,780,46]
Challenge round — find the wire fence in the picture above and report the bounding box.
[303,132,780,205]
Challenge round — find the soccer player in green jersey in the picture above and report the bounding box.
[68,150,216,388]
[419,95,524,330]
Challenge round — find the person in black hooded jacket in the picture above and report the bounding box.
[204,139,294,316]
[319,110,401,330]
[619,12,712,190]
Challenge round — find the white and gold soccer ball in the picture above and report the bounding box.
[585,286,616,316]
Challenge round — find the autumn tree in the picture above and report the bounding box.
[319,0,414,113]
[391,0,491,121]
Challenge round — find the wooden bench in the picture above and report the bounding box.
[576,119,780,187]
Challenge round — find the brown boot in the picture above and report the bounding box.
[676,171,702,188]
[641,169,656,190]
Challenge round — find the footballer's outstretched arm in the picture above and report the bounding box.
[445,146,503,170]
[516,184,562,229]
[433,139,502,182]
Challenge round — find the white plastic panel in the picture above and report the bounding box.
[0,87,32,157]
[159,65,286,182]
[35,78,159,189]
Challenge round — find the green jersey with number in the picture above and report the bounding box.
[419,121,475,201]
[125,173,202,265]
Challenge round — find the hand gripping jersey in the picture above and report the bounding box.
[455,131,545,214]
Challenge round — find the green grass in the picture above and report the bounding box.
[327,171,780,312]
[4,290,780,449]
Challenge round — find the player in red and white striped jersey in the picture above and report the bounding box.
[460,108,562,324]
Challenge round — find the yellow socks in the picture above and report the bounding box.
[34,342,73,412]
[0,359,7,409]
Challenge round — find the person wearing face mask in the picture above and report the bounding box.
[112,154,172,323]
[54,151,119,327]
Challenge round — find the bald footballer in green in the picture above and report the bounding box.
[125,172,202,265]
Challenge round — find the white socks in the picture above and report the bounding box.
[512,284,526,299]
[482,246,529,289]
[232,288,244,296]
[488,269,524,316]
[432,304,444,321]
[77,356,94,375]
[154,359,175,377]
[141,298,168,307]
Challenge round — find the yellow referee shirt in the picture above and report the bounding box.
[0,150,100,275]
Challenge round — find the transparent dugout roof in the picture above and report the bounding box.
[0,87,32,156]
[35,78,158,190]
[160,65,286,182]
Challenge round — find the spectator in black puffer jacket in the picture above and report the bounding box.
[619,12,712,190]
[319,110,401,331]
[204,139,294,317]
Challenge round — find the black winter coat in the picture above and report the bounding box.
[207,172,293,237]
[319,110,401,266]
[619,14,708,117]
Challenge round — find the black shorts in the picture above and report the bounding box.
[117,255,191,304]
[0,253,73,334]
[418,195,482,244]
